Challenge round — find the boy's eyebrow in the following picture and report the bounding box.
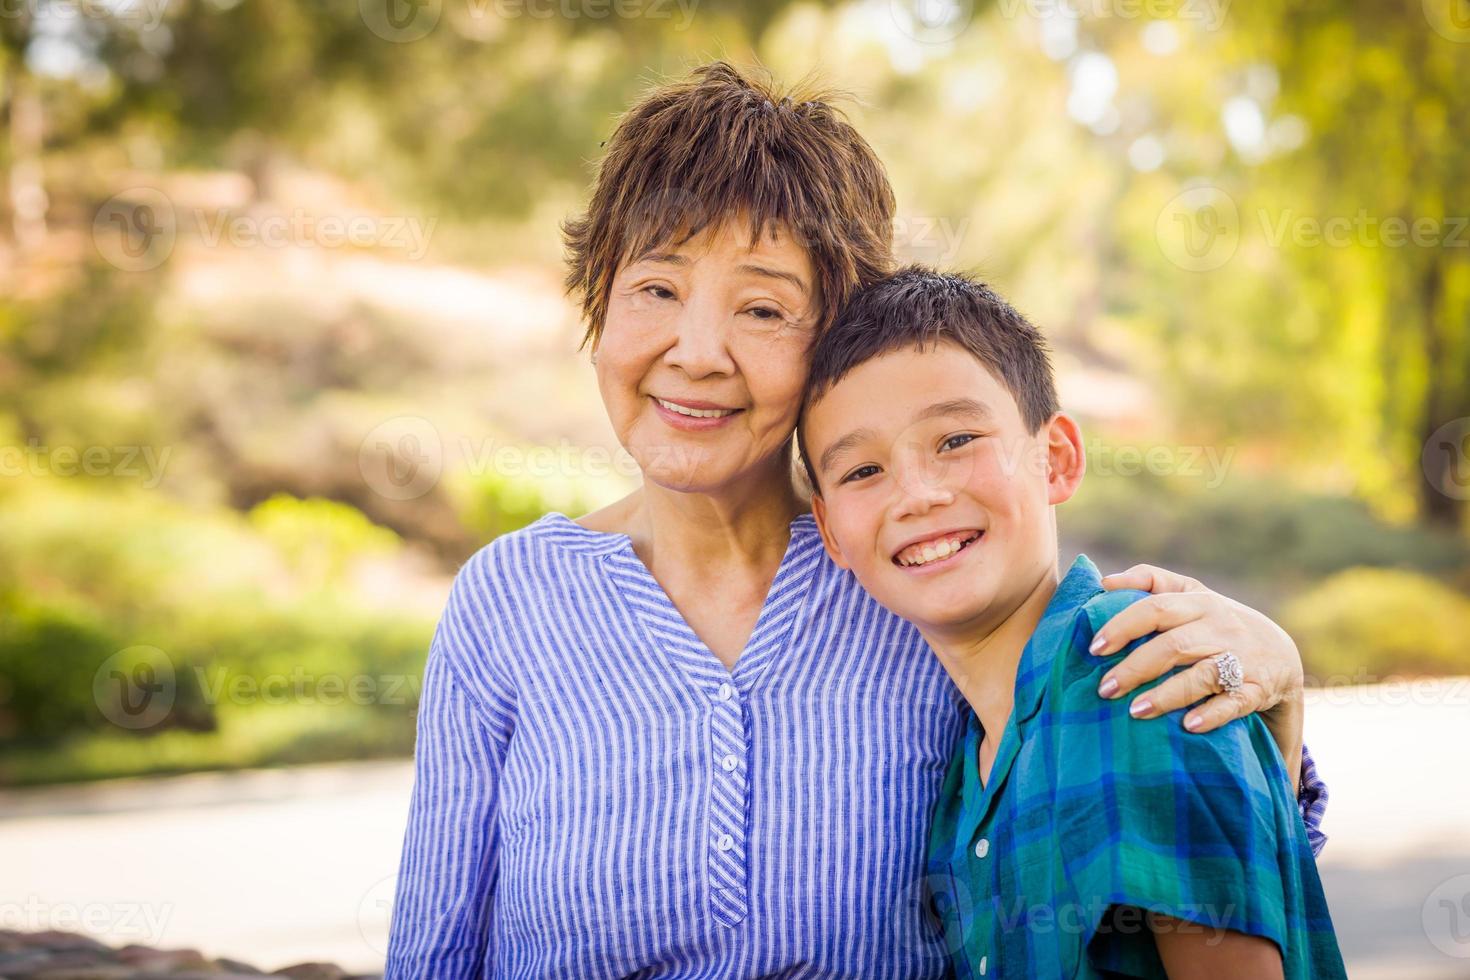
[914,397,993,425]
[818,427,877,476]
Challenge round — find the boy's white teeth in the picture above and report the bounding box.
[897,532,980,567]
[656,398,737,419]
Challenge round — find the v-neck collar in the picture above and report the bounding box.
[959,555,1104,822]
[563,511,826,695]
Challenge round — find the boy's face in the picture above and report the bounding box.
[805,342,1083,640]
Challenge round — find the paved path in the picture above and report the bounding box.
[2,680,1467,976]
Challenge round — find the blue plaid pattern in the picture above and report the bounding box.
[925,555,1346,979]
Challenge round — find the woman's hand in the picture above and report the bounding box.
[1091,564,1305,787]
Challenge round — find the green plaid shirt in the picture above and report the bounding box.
[925,555,1346,979]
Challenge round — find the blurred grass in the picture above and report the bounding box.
[0,700,420,787]
[1064,457,1470,683]
[1284,567,1470,682]
[0,473,572,786]
[1066,465,1468,593]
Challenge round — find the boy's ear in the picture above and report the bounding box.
[809,492,850,570]
[1044,412,1086,506]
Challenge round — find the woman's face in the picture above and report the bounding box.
[596,219,818,495]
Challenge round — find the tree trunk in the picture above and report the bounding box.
[1417,256,1468,529]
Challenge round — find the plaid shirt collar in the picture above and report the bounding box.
[963,554,1104,821]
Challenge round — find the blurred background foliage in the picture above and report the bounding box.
[1,0,1467,784]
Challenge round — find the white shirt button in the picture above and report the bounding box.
[716,683,734,701]
[974,837,990,859]
[721,754,739,772]
[717,834,734,851]
[979,955,987,975]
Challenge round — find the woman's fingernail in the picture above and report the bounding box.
[1129,699,1152,718]
[1185,715,1203,731]
[1098,677,1119,698]
[1089,634,1108,655]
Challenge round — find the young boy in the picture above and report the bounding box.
[799,267,1345,979]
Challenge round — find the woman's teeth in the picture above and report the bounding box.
[895,532,981,567]
[656,398,738,419]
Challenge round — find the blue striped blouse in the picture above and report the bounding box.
[384,512,1326,978]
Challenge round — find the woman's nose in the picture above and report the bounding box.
[664,297,737,378]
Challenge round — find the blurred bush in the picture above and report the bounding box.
[0,481,433,785]
[1067,465,1469,592]
[453,465,592,544]
[0,415,605,784]
[1284,567,1470,681]
[248,493,401,592]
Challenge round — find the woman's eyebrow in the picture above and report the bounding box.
[737,263,810,297]
[631,251,689,267]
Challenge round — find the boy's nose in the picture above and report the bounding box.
[890,461,957,518]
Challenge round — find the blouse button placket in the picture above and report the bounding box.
[707,681,750,926]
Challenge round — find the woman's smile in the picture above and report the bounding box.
[651,395,745,430]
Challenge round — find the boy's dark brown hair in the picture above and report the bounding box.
[798,265,1061,492]
[562,62,897,348]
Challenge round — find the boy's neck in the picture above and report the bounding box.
[920,562,1061,748]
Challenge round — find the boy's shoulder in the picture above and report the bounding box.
[1042,578,1275,777]
[1043,581,1155,691]
[1078,583,1153,643]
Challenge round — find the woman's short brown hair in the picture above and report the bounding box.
[563,62,897,349]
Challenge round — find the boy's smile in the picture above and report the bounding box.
[805,341,1082,644]
[892,527,984,571]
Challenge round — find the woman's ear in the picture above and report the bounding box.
[810,492,850,570]
[1045,412,1086,506]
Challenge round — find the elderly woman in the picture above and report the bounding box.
[384,63,1326,978]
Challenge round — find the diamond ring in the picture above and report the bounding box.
[1213,651,1244,694]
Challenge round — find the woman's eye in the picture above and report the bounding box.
[644,285,676,300]
[941,433,977,452]
[840,464,881,484]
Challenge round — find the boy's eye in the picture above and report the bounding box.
[941,433,977,452]
[840,464,881,484]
